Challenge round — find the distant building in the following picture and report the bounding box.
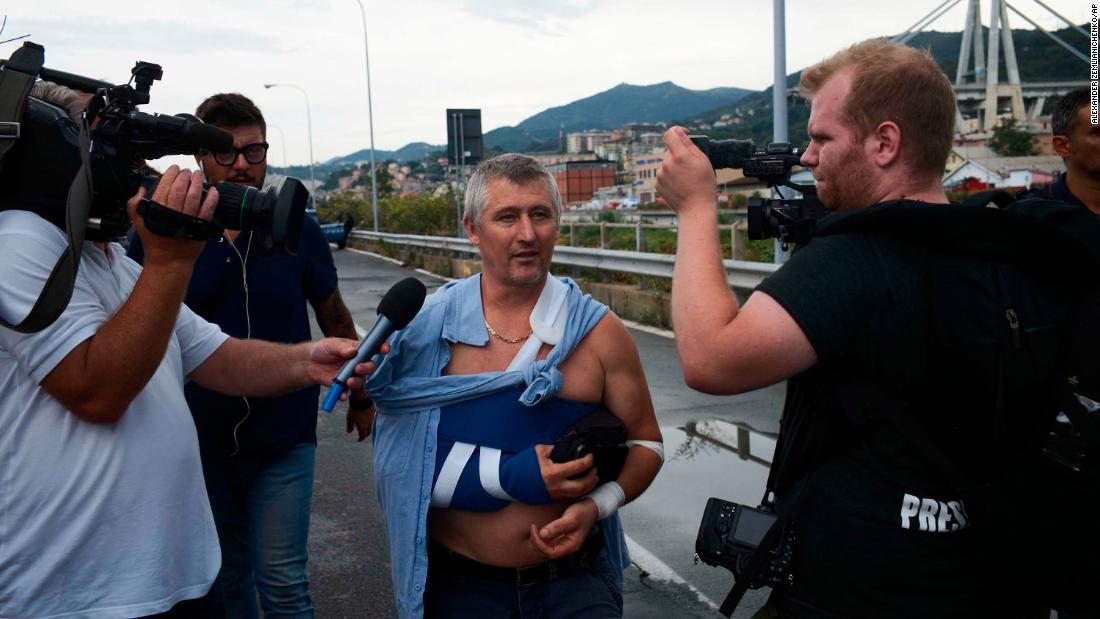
[619,145,663,185]
[531,153,598,168]
[618,123,665,142]
[396,176,429,195]
[593,184,635,202]
[567,130,614,154]
[636,132,664,148]
[632,155,664,203]
[942,152,1063,191]
[717,171,767,200]
[548,160,617,204]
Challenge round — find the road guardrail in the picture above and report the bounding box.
[349,230,777,290]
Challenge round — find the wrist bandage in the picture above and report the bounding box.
[585,481,626,520]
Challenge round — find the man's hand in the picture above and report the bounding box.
[656,126,718,215]
[126,165,219,268]
[346,391,375,442]
[529,499,599,560]
[305,339,389,397]
[535,445,598,500]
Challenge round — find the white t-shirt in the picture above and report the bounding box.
[0,211,229,619]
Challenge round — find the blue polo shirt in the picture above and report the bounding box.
[127,215,338,458]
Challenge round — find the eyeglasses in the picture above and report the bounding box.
[209,142,269,166]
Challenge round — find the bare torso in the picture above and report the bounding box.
[429,323,607,567]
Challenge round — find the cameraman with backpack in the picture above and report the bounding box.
[0,79,380,618]
[658,39,1100,617]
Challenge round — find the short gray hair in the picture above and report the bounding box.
[463,153,562,230]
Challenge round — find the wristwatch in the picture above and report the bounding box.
[348,395,374,411]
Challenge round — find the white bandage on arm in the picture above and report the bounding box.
[626,439,665,464]
[584,481,626,520]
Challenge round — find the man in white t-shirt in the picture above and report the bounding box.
[0,150,375,615]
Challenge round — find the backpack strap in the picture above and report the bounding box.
[0,42,43,170]
[0,115,93,333]
[716,395,819,616]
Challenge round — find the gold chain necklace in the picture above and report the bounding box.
[484,319,531,344]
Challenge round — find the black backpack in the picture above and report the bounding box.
[810,195,1100,613]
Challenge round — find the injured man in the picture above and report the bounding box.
[364,154,663,619]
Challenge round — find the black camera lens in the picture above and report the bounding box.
[706,139,756,170]
[747,197,771,241]
[690,136,755,170]
[209,177,308,254]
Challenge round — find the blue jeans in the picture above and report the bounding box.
[424,544,623,618]
[204,442,316,619]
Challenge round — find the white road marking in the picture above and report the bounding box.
[414,268,454,282]
[347,247,405,266]
[621,319,674,340]
[624,534,719,610]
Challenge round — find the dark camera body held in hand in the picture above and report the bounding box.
[689,135,828,246]
[549,408,629,484]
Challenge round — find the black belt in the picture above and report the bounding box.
[428,532,604,587]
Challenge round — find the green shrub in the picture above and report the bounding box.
[383,193,459,236]
[743,238,775,263]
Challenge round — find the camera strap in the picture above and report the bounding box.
[717,417,813,617]
[0,116,92,333]
[0,42,43,170]
[137,198,224,241]
[718,519,783,616]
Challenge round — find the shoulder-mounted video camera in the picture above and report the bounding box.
[0,42,309,332]
[689,136,828,248]
[0,42,307,247]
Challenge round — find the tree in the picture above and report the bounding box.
[989,119,1038,157]
[322,167,351,191]
[367,165,396,200]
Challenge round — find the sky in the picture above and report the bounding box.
[4,0,1092,168]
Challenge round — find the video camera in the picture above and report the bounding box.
[0,41,307,248]
[689,136,828,247]
[0,42,309,332]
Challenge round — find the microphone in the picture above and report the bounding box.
[321,277,427,412]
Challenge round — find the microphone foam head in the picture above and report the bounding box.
[377,277,427,329]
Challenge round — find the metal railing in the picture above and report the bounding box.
[349,230,777,290]
[560,221,747,259]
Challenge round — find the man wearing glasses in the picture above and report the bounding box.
[128,93,368,618]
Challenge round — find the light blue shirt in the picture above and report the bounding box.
[365,274,630,619]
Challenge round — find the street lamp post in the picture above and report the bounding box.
[269,124,289,169]
[354,0,381,232]
[264,83,316,195]
[772,0,790,264]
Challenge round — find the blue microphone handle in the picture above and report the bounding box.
[321,315,393,412]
